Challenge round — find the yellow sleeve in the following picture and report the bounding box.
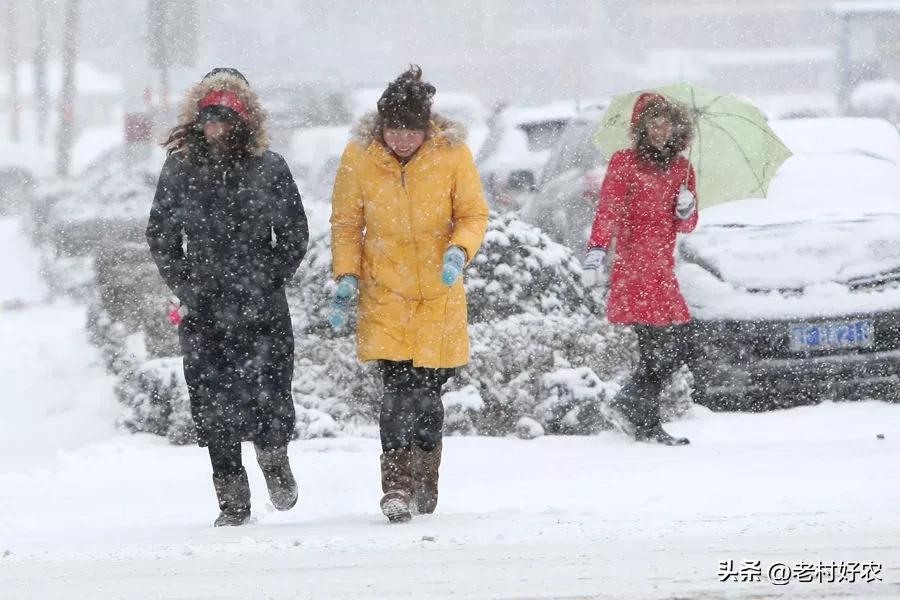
[330,143,365,280]
[449,145,489,263]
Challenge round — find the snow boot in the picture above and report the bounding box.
[411,441,442,515]
[254,444,298,511]
[212,468,252,527]
[598,397,638,438]
[635,424,690,446]
[380,449,413,523]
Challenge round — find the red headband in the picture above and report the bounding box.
[198,90,249,122]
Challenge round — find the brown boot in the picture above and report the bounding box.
[212,468,251,527]
[254,444,298,511]
[380,449,412,523]
[411,441,442,515]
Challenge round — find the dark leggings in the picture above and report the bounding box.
[613,325,690,430]
[379,361,454,452]
[208,439,243,478]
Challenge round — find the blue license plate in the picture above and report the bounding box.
[789,320,874,352]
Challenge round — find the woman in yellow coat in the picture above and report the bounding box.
[329,66,489,523]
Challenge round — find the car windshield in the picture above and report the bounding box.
[540,120,602,186]
[517,120,570,153]
[264,87,352,129]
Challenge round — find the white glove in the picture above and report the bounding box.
[581,248,607,288]
[675,185,696,220]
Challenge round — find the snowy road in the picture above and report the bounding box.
[2,215,900,599]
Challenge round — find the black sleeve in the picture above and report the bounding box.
[269,153,309,286]
[146,155,196,305]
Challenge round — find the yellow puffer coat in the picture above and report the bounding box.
[331,113,489,368]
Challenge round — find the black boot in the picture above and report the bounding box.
[212,468,252,527]
[635,424,690,446]
[599,396,638,438]
[254,444,298,511]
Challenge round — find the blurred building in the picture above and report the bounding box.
[607,0,840,97]
[0,61,124,131]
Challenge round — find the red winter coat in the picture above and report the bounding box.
[588,149,698,326]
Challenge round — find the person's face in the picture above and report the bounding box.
[203,120,235,147]
[383,127,426,158]
[646,116,673,150]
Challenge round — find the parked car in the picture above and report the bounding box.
[0,166,34,215]
[0,140,54,215]
[288,125,348,203]
[260,82,353,149]
[520,104,608,252]
[477,101,577,211]
[679,117,900,410]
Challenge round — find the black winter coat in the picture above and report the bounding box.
[146,150,308,448]
[147,151,308,323]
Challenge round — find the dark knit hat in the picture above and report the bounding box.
[377,65,436,130]
[202,67,250,86]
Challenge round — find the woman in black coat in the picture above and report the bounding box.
[146,68,308,526]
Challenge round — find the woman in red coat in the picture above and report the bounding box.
[583,93,698,445]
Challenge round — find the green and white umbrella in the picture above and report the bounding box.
[594,83,792,208]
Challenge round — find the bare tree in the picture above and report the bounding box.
[57,0,80,177]
[34,0,49,145]
[6,0,20,142]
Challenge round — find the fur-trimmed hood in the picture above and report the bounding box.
[350,111,468,149]
[176,72,269,156]
[630,92,693,157]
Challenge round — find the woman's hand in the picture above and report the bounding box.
[329,275,359,329]
[675,185,696,220]
[441,246,467,286]
[581,248,608,288]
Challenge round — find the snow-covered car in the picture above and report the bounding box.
[0,140,53,213]
[261,82,353,149]
[520,104,607,252]
[431,92,490,158]
[850,79,900,125]
[288,125,348,201]
[680,117,900,410]
[477,102,577,211]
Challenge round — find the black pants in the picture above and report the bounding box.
[379,361,454,452]
[208,439,243,478]
[612,325,690,431]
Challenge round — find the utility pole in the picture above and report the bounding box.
[149,0,199,133]
[6,0,20,142]
[149,0,170,132]
[57,0,80,177]
[34,0,49,145]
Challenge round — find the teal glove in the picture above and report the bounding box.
[329,275,358,329]
[442,246,467,286]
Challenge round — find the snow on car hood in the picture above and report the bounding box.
[682,214,900,291]
[679,147,900,320]
[684,153,900,289]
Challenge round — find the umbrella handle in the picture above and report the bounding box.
[684,144,692,186]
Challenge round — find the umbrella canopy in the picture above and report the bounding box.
[594,83,792,208]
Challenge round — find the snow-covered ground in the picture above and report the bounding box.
[2,214,900,599]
